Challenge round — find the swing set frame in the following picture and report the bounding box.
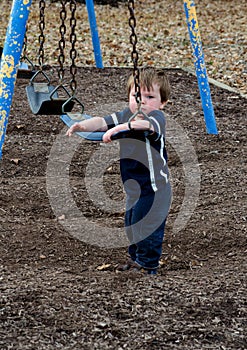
[0,0,218,159]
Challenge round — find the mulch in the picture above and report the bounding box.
[0,67,246,349]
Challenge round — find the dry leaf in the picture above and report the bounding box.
[96,263,111,271]
[0,1,245,95]
[39,254,46,259]
[16,124,25,129]
[10,158,21,165]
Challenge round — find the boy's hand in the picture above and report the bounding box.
[103,123,129,143]
[102,129,114,143]
[66,122,86,137]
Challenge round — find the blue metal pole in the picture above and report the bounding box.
[0,0,32,159]
[183,0,218,135]
[85,0,104,69]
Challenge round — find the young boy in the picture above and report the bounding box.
[66,67,172,275]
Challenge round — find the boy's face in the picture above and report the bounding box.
[129,83,166,115]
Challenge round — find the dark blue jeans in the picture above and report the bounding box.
[125,189,170,270]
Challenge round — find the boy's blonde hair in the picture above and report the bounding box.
[127,67,171,103]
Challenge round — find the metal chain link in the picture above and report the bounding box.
[69,0,77,95]
[22,26,28,59]
[58,0,67,82]
[128,0,141,105]
[38,0,46,68]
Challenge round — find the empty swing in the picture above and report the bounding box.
[17,26,36,80]
[1,35,35,80]
[60,0,105,141]
[61,0,155,142]
[26,0,74,115]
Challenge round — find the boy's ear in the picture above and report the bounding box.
[160,100,168,109]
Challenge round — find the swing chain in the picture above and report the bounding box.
[128,0,141,105]
[58,0,67,82]
[38,0,46,68]
[22,26,28,60]
[69,0,77,95]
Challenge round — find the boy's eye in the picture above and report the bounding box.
[147,95,154,99]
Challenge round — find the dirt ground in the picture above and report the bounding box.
[0,67,246,349]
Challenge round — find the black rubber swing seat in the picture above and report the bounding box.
[60,113,154,142]
[0,50,35,79]
[17,57,36,79]
[17,63,36,79]
[26,71,74,115]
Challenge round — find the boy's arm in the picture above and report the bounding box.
[103,119,153,143]
[103,109,166,143]
[66,117,108,137]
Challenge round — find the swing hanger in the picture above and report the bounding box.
[61,0,85,117]
[26,0,74,115]
[57,0,67,84]
[17,25,36,79]
[55,0,73,103]
[127,0,153,135]
[128,107,152,131]
[61,0,154,142]
[128,0,141,106]
[69,0,78,96]
[38,0,46,70]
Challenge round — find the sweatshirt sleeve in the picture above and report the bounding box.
[148,110,166,137]
[103,108,166,136]
[103,108,133,129]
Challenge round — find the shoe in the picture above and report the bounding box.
[116,259,135,271]
[117,259,157,275]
